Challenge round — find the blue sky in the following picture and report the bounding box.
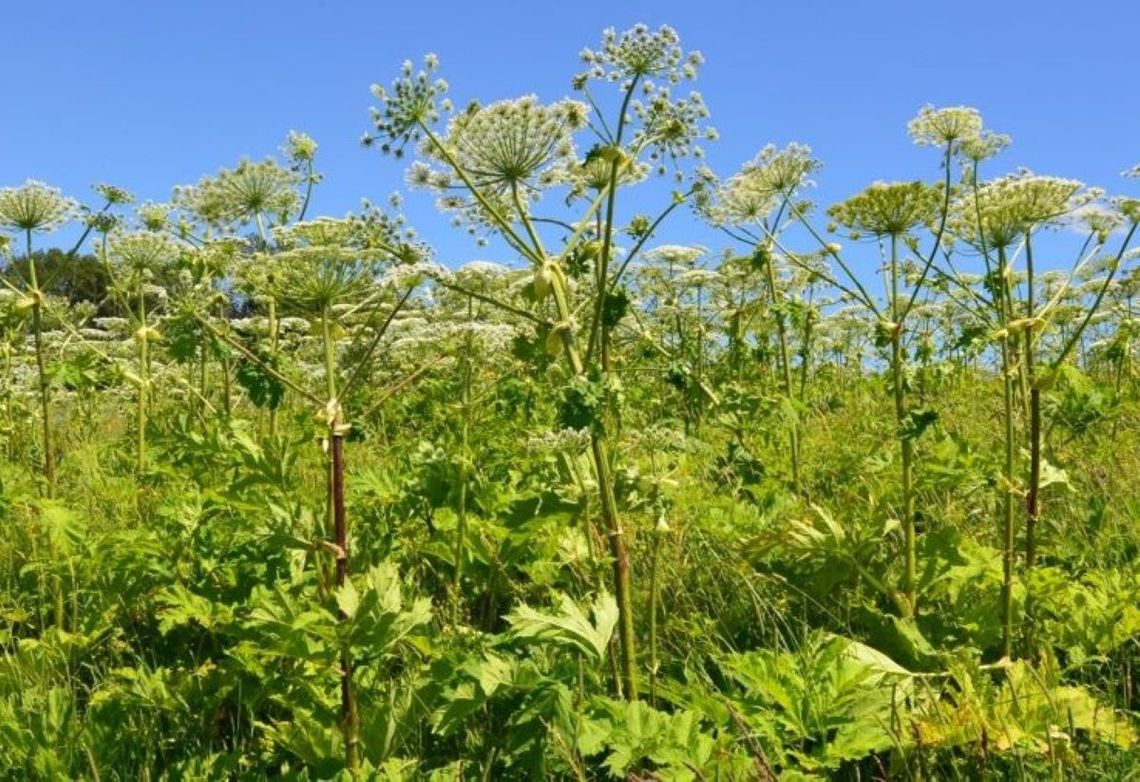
[3,1,1138,269]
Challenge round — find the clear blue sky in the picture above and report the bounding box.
[3,1,1138,267]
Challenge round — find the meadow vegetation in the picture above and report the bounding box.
[1,23,1139,780]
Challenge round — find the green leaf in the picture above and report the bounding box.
[335,578,359,619]
[505,591,618,662]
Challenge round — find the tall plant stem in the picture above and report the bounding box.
[1024,234,1041,575]
[136,282,149,473]
[321,305,358,772]
[888,234,916,615]
[267,295,279,436]
[998,246,1016,659]
[764,244,801,493]
[331,430,358,772]
[25,229,54,496]
[452,296,473,625]
[4,342,13,461]
[218,299,232,417]
[550,272,638,700]
[647,523,664,706]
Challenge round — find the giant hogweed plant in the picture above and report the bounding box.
[703,107,1008,620]
[156,202,440,771]
[0,182,78,496]
[942,167,1140,658]
[166,134,321,427]
[365,23,715,701]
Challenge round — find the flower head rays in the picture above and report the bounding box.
[828,181,942,238]
[0,180,78,233]
[578,24,701,84]
[950,173,1088,250]
[441,96,588,200]
[713,144,821,225]
[176,158,301,230]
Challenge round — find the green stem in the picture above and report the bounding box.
[647,523,664,707]
[764,242,801,493]
[1024,234,1040,578]
[322,305,358,771]
[890,234,916,616]
[550,270,638,700]
[26,229,54,496]
[452,295,473,625]
[136,279,149,473]
[998,246,1016,660]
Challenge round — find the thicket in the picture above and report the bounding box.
[1,23,1139,781]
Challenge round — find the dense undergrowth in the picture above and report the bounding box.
[2,23,1140,781]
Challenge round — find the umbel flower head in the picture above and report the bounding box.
[949,172,1088,250]
[553,153,650,201]
[643,244,706,268]
[577,24,702,86]
[827,181,942,238]
[284,131,318,165]
[712,144,820,224]
[633,89,714,174]
[908,105,1009,162]
[366,53,451,157]
[108,231,182,274]
[908,105,984,148]
[137,202,172,232]
[176,158,301,229]
[433,96,589,201]
[93,183,135,206]
[269,204,425,312]
[0,180,78,233]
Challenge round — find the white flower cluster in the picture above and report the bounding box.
[525,427,592,455]
[643,244,706,266]
[367,54,450,156]
[383,260,451,288]
[386,316,518,357]
[908,105,1009,162]
[577,24,701,85]
[949,172,1087,250]
[713,144,820,225]
[175,157,301,230]
[0,180,78,233]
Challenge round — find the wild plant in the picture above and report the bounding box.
[945,168,1140,656]
[366,23,715,700]
[0,181,78,494]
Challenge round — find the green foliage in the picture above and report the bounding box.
[0,19,1138,781]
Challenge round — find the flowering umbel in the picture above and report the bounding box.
[0,180,78,233]
[577,24,701,84]
[108,231,182,274]
[711,144,821,224]
[827,181,942,238]
[366,54,450,157]
[949,172,1088,249]
[433,96,588,201]
[176,158,302,230]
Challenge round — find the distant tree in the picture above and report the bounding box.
[3,248,111,307]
